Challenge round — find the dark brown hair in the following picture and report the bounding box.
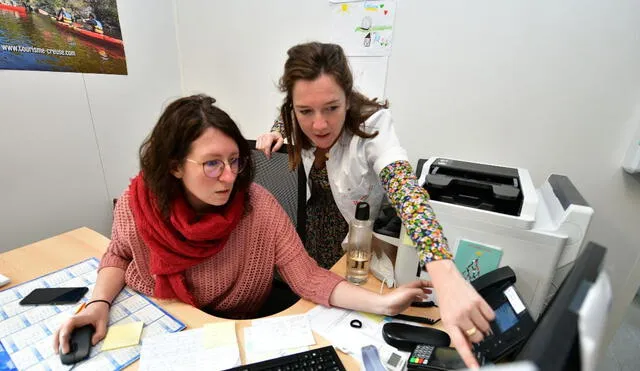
[278,42,388,169]
[139,94,254,216]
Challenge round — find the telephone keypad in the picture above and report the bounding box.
[409,344,434,365]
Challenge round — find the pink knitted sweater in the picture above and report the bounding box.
[100,183,344,318]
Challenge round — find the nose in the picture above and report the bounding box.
[218,164,236,184]
[312,112,328,131]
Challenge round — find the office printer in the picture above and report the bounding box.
[376,157,593,319]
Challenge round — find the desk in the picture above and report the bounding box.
[0,227,444,370]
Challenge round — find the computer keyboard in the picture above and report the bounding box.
[225,345,346,371]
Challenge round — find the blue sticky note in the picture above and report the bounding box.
[454,239,503,282]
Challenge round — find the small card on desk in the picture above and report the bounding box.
[101,321,144,351]
[203,321,237,348]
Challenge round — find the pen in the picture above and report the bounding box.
[74,302,87,315]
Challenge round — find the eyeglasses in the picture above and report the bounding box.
[185,157,246,178]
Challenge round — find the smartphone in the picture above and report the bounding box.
[19,287,88,305]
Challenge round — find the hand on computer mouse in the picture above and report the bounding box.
[53,301,110,354]
[59,324,95,365]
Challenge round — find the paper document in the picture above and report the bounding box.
[140,327,240,371]
[307,306,409,371]
[203,321,237,348]
[243,314,315,363]
[101,321,144,351]
[245,314,315,352]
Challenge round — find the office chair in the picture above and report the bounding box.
[247,139,308,318]
[247,139,307,243]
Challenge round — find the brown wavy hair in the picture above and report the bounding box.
[139,94,254,217]
[278,42,388,169]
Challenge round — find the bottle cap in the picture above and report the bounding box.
[355,202,370,221]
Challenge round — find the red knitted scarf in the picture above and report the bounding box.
[128,173,244,306]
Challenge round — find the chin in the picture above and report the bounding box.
[208,198,230,207]
[314,137,336,149]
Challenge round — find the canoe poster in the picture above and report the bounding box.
[0,0,127,75]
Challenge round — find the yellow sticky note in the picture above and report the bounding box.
[203,321,237,348]
[101,321,144,351]
[359,312,384,323]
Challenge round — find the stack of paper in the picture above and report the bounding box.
[243,314,316,364]
[139,322,240,371]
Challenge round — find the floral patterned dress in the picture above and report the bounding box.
[304,165,349,269]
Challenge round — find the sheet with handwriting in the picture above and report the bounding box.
[0,258,185,371]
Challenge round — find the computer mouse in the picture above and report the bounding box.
[382,322,451,351]
[60,324,95,365]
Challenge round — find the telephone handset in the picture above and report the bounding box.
[471,266,517,296]
[470,266,536,362]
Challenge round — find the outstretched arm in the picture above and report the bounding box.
[379,161,495,369]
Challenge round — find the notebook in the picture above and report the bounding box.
[454,239,503,282]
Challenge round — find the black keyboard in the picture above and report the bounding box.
[224,345,346,371]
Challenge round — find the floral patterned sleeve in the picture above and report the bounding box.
[380,160,453,265]
[271,115,286,136]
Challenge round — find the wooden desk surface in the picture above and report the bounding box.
[0,227,444,370]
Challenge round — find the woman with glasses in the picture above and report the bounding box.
[54,94,433,355]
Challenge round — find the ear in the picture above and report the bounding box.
[170,160,184,179]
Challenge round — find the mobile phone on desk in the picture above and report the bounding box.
[407,345,486,371]
[19,287,88,305]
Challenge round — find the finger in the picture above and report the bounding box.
[53,328,61,353]
[407,288,428,302]
[457,316,484,344]
[420,280,434,288]
[449,328,480,369]
[401,280,427,289]
[273,136,284,151]
[263,137,272,159]
[57,322,74,354]
[469,305,492,336]
[478,297,495,322]
[93,320,108,345]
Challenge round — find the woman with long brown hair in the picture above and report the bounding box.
[257,42,494,368]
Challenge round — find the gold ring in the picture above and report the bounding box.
[465,327,477,337]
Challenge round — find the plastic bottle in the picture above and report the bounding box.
[346,202,373,285]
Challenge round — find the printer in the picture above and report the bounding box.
[375,157,593,319]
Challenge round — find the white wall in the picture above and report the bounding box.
[0,0,182,252]
[176,0,640,349]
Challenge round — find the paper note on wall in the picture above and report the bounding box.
[329,0,397,57]
[349,56,388,99]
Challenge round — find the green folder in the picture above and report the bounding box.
[454,239,503,282]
